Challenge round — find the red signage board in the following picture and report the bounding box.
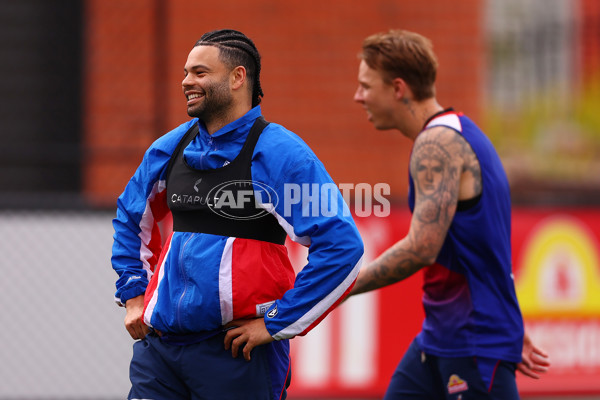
[286,207,600,397]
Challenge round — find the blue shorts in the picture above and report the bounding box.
[384,339,519,400]
[128,330,291,400]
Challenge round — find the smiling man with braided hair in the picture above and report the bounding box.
[111,29,364,399]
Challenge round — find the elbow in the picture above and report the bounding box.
[416,243,441,267]
[352,234,365,265]
[340,231,364,271]
[420,254,437,267]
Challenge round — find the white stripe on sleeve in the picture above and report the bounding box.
[138,180,167,280]
[272,254,364,340]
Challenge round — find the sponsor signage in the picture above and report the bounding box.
[286,207,600,397]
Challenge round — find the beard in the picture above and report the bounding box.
[187,76,233,122]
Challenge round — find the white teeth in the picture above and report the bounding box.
[188,93,202,100]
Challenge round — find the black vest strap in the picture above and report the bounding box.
[166,118,287,245]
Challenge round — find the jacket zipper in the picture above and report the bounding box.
[176,233,195,331]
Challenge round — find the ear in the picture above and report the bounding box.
[230,66,247,90]
[391,78,408,101]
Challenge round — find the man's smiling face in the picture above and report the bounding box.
[182,45,234,120]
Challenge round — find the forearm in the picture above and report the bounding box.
[112,166,169,304]
[350,237,429,296]
[268,235,363,339]
[112,222,151,305]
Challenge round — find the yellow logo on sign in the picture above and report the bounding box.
[516,215,600,317]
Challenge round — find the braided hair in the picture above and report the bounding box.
[195,29,264,107]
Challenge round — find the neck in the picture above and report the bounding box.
[205,101,252,135]
[400,98,444,141]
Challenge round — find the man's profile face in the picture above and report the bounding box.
[182,45,233,120]
[353,60,396,130]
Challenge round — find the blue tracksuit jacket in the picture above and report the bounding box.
[111,106,364,340]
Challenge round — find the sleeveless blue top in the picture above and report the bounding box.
[408,111,524,362]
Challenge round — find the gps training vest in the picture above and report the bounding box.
[166,117,287,245]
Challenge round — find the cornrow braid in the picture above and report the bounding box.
[195,29,264,107]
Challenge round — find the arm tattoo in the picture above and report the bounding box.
[351,128,465,296]
[411,137,458,227]
[459,138,482,196]
[353,235,429,295]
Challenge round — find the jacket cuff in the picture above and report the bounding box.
[115,285,147,307]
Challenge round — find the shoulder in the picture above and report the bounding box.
[149,119,198,154]
[412,125,474,169]
[125,120,198,182]
[251,121,330,187]
[415,125,462,149]
[256,121,320,164]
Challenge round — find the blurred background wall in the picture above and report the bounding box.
[80,0,487,207]
[0,0,599,398]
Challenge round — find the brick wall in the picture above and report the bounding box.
[581,0,600,81]
[83,0,484,206]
